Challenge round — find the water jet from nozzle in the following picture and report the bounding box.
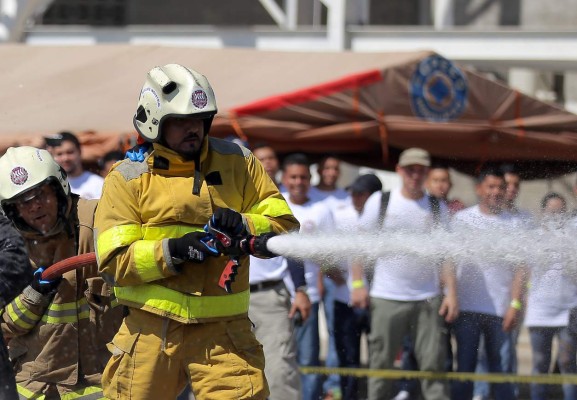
[265,224,577,277]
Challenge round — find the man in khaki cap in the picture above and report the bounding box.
[351,147,458,400]
[398,147,431,168]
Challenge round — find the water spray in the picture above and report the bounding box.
[266,223,577,276]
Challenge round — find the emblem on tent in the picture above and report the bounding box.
[409,54,467,122]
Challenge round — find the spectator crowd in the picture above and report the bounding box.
[238,145,577,400]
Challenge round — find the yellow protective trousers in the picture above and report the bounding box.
[102,309,269,400]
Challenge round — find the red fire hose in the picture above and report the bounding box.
[40,252,97,281]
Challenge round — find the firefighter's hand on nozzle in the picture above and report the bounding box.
[168,232,220,264]
[210,208,246,237]
[31,268,61,296]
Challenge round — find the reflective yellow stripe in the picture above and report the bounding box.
[17,384,45,399]
[7,297,42,329]
[252,197,294,217]
[15,297,41,320]
[248,197,294,234]
[7,304,34,330]
[41,299,90,324]
[97,224,142,258]
[141,225,202,239]
[18,384,103,399]
[42,314,88,324]
[115,285,249,321]
[60,385,104,400]
[133,240,162,282]
[49,298,87,311]
[97,224,204,257]
[246,214,271,235]
[98,224,206,282]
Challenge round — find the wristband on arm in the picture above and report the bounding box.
[352,279,365,289]
[510,299,522,311]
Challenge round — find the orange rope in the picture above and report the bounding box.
[514,90,526,139]
[352,87,362,137]
[229,112,249,143]
[377,111,389,164]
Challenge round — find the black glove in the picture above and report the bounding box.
[31,268,61,296]
[242,232,278,258]
[168,232,219,263]
[210,208,246,237]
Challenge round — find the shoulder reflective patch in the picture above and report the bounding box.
[209,137,249,157]
[115,160,149,181]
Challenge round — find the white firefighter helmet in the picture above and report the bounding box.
[0,147,70,211]
[133,64,218,142]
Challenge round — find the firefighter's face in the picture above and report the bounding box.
[163,117,205,158]
[14,184,59,234]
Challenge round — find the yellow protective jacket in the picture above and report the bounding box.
[95,138,299,323]
[2,196,123,392]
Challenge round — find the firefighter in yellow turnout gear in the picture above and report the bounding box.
[0,147,123,399]
[95,64,299,399]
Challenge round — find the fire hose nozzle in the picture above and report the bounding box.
[242,232,278,258]
[214,231,278,293]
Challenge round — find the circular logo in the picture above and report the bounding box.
[192,89,208,109]
[10,167,28,185]
[409,55,467,122]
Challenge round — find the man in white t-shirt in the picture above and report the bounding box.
[471,164,532,400]
[248,144,311,400]
[351,148,458,400]
[282,153,335,400]
[525,193,577,400]
[451,167,528,400]
[44,132,104,199]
